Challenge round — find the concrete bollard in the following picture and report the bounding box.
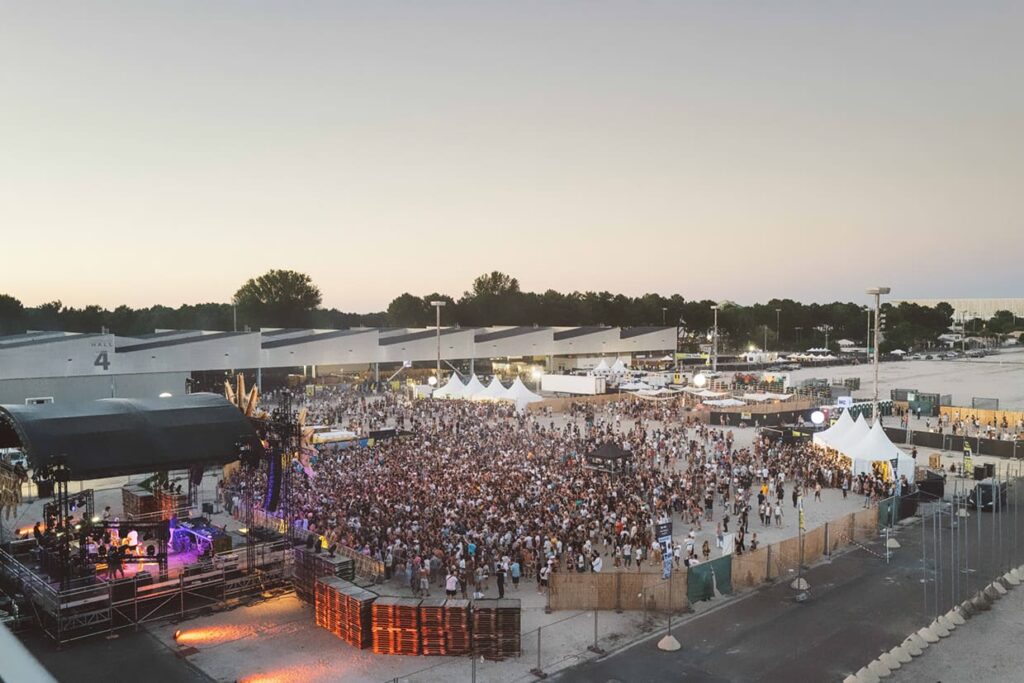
[991,581,1008,595]
[1003,571,1020,587]
[959,600,977,618]
[936,615,955,631]
[855,666,880,683]
[918,627,940,644]
[930,619,950,638]
[904,633,927,654]
[947,608,966,626]
[879,651,901,671]
[890,645,912,664]
[867,659,892,679]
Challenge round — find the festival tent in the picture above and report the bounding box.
[844,420,916,483]
[432,373,465,399]
[741,392,791,402]
[610,358,629,373]
[703,398,746,407]
[475,377,513,401]
[619,381,651,391]
[829,413,870,456]
[462,374,487,399]
[593,359,611,373]
[632,388,678,398]
[812,408,854,449]
[507,377,543,408]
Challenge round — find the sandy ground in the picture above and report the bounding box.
[787,347,1024,410]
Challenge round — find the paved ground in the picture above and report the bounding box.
[890,573,1024,683]
[558,482,1024,682]
[21,625,212,683]
[787,347,1024,410]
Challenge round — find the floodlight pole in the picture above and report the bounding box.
[431,301,446,385]
[711,305,719,372]
[775,308,781,351]
[866,287,890,424]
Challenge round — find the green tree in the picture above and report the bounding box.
[0,294,25,334]
[234,269,322,328]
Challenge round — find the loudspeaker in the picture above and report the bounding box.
[263,451,283,512]
[202,502,214,515]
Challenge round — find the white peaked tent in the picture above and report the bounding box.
[507,377,543,408]
[475,377,513,401]
[432,373,465,399]
[845,421,916,482]
[830,413,870,456]
[813,409,854,449]
[593,359,611,373]
[462,374,487,399]
[610,358,629,373]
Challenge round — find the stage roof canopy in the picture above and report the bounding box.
[0,393,258,479]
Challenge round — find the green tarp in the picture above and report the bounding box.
[686,556,732,603]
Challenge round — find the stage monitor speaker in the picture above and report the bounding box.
[202,502,214,515]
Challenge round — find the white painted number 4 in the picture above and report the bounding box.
[94,351,111,370]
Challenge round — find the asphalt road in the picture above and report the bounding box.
[22,624,213,683]
[559,484,1024,683]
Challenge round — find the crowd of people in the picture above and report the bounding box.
[224,387,900,597]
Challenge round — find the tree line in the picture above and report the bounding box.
[1,269,1017,352]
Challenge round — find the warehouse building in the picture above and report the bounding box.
[0,326,674,404]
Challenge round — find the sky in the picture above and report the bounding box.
[1,2,1021,313]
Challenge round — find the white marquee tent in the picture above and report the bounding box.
[432,373,466,399]
[610,358,629,374]
[475,377,513,401]
[593,359,611,374]
[507,377,543,408]
[828,413,871,456]
[845,421,916,482]
[812,409,855,449]
[462,374,487,399]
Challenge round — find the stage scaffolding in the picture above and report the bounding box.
[0,537,293,646]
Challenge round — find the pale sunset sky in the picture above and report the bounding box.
[1,2,1021,312]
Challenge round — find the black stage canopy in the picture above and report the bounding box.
[0,393,259,480]
[584,442,633,473]
[586,442,631,461]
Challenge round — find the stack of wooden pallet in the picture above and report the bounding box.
[372,597,400,654]
[444,599,472,656]
[419,597,447,656]
[392,598,422,655]
[372,597,421,655]
[314,576,376,649]
[340,583,376,649]
[471,599,521,660]
[294,547,356,604]
[121,485,157,519]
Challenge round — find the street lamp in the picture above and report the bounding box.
[662,307,668,326]
[710,305,720,372]
[866,287,891,424]
[816,324,834,350]
[431,301,446,385]
[774,308,781,351]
